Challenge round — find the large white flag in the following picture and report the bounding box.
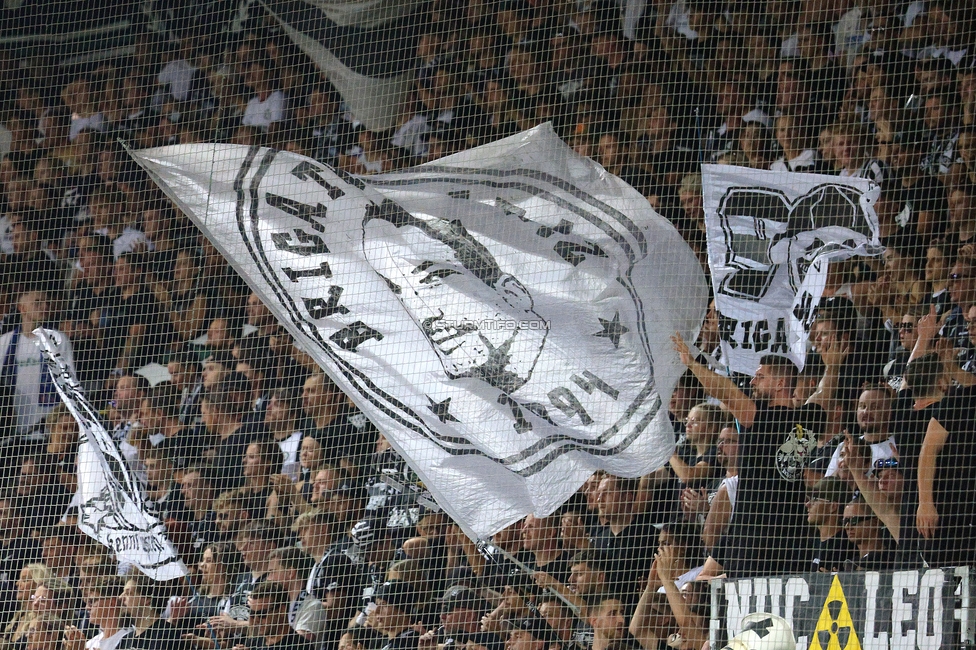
[129,125,707,538]
[701,165,882,376]
[34,329,188,581]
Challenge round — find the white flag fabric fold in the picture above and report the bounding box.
[701,165,883,376]
[128,124,707,538]
[33,329,188,581]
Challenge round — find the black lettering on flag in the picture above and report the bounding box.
[303,286,350,319]
[290,161,346,200]
[330,321,384,352]
[272,229,330,256]
[547,387,594,425]
[266,193,328,231]
[282,262,333,283]
[554,240,608,266]
[571,371,619,400]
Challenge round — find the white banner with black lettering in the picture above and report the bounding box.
[34,329,188,581]
[702,165,882,375]
[128,124,708,538]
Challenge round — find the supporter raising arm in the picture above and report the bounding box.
[671,332,832,578]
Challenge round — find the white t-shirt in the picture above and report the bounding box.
[70,113,105,141]
[86,627,133,650]
[825,436,897,477]
[0,328,75,435]
[770,149,819,173]
[158,59,199,102]
[242,91,286,130]
[721,474,739,515]
[279,430,303,483]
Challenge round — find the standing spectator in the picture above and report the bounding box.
[825,386,897,478]
[264,390,304,484]
[0,291,73,438]
[0,563,51,648]
[107,253,170,374]
[176,465,219,559]
[591,475,654,599]
[266,547,327,641]
[202,373,269,494]
[520,516,569,585]
[673,334,829,578]
[61,233,118,395]
[915,384,976,567]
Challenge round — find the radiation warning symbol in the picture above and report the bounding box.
[810,575,862,650]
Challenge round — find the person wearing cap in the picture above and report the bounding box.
[805,477,859,573]
[506,614,561,650]
[367,581,420,650]
[418,585,490,650]
[237,581,313,650]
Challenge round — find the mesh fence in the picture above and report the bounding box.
[1,1,976,650]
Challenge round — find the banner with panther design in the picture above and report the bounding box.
[128,125,708,539]
[701,165,882,376]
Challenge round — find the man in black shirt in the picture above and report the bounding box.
[590,476,654,602]
[369,581,420,650]
[805,477,858,573]
[521,516,570,587]
[673,334,833,578]
[842,497,899,572]
[243,580,314,650]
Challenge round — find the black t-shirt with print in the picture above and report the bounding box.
[715,401,825,578]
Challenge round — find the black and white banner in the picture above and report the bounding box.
[33,329,188,580]
[129,125,707,538]
[263,0,420,131]
[702,165,882,375]
[710,568,973,650]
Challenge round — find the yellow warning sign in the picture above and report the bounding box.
[809,575,862,650]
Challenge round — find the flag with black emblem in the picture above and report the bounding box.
[701,165,882,376]
[127,124,707,538]
[33,329,188,581]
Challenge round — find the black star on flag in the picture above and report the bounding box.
[427,396,460,423]
[743,618,774,638]
[593,312,629,348]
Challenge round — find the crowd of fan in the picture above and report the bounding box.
[2,0,976,649]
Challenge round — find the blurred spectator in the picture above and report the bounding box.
[842,495,899,571]
[805,477,858,573]
[1,291,72,437]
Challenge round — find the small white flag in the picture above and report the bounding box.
[34,329,188,581]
